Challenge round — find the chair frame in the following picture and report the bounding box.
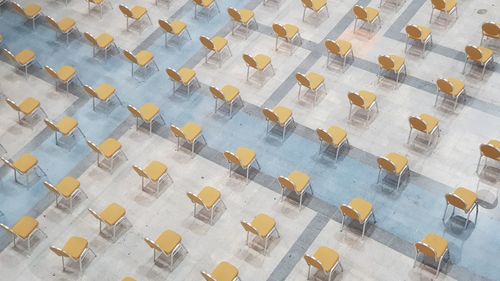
[340,204,376,238]
[442,191,479,229]
[87,0,113,18]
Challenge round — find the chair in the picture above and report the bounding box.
[340,198,376,238]
[158,19,191,46]
[296,72,326,103]
[127,103,165,134]
[481,22,500,45]
[200,35,231,67]
[407,114,440,147]
[272,23,302,53]
[443,187,478,229]
[118,4,151,30]
[86,0,112,18]
[414,233,449,277]
[187,186,225,224]
[123,49,158,77]
[166,67,199,95]
[405,25,432,56]
[122,277,136,281]
[11,2,41,30]
[133,161,171,193]
[46,16,77,45]
[50,236,96,272]
[88,203,126,239]
[316,126,348,160]
[209,85,242,118]
[429,0,457,23]
[242,53,274,81]
[228,7,256,38]
[5,97,47,123]
[325,39,353,69]
[476,139,500,173]
[241,213,279,255]
[193,0,220,19]
[0,216,46,251]
[144,230,188,270]
[463,45,494,79]
[83,84,122,111]
[377,55,406,88]
[87,138,127,170]
[347,91,378,124]
[224,147,260,179]
[434,77,465,110]
[201,261,240,281]
[301,0,329,21]
[83,32,117,60]
[45,65,81,93]
[44,116,86,145]
[170,122,206,154]
[304,246,343,281]
[352,5,380,33]
[43,177,83,210]
[1,153,43,185]
[262,106,294,141]
[278,171,312,209]
[377,152,409,190]
[2,48,37,77]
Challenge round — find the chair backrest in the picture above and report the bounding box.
[431,0,446,10]
[0,156,15,170]
[353,5,367,20]
[378,55,394,70]
[301,0,313,9]
[87,140,102,155]
[88,208,103,222]
[166,68,181,82]
[415,241,436,259]
[242,54,257,68]
[44,119,59,132]
[11,2,26,17]
[316,128,333,144]
[186,192,204,206]
[158,19,173,33]
[347,92,364,107]
[278,176,296,192]
[482,22,500,37]
[199,36,215,51]
[324,40,340,55]
[170,125,186,139]
[49,246,69,258]
[405,25,422,39]
[5,98,20,112]
[303,254,324,272]
[132,165,149,179]
[272,23,287,38]
[0,223,14,235]
[44,66,59,80]
[408,116,427,132]
[262,108,279,123]
[43,181,60,195]
[144,237,162,251]
[118,4,132,17]
[240,220,258,236]
[83,32,97,47]
[123,50,137,64]
[224,151,241,166]
[209,86,225,100]
[377,156,396,173]
[445,192,466,210]
[436,78,453,94]
[480,143,500,159]
[83,85,98,98]
[127,105,142,119]
[2,48,16,62]
[465,45,483,61]
[295,73,310,88]
[193,0,204,6]
[340,204,359,221]
[45,16,60,31]
[227,7,241,22]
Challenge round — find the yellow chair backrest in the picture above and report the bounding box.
[144,237,162,251]
[378,55,394,70]
[209,86,225,100]
[45,16,60,31]
[158,19,173,33]
[170,125,186,139]
[43,181,60,195]
[262,108,279,123]
[87,140,102,155]
[127,105,142,119]
[465,45,483,61]
[296,73,310,88]
[118,5,133,17]
[2,48,16,62]
[347,92,364,107]
[325,40,341,55]
[123,50,138,64]
[431,0,446,10]
[166,68,181,82]
[302,0,313,8]
[482,22,500,37]
[304,254,324,272]
[224,151,240,166]
[278,176,296,192]
[242,54,257,68]
[88,208,103,222]
[83,85,98,98]
[405,25,422,39]
[316,128,333,144]
[44,119,59,132]
[377,157,396,173]
[5,98,20,112]
[480,143,500,159]
[132,165,149,179]
[353,5,367,20]
[409,116,427,133]
[201,271,216,281]
[445,192,466,210]
[340,204,360,221]
[199,36,215,51]
[0,156,15,170]
[83,32,97,47]
[415,241,436,259]
[44,66,59,80]
[186,192,204,206]
[240,220,259,236]
[272,23,287,38]
[49,246,70,258]
[11,2,26,17]
[227,7,241,22]
[436,78,453,94]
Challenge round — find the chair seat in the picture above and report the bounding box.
[335,40,352,56]
[235,147,256,168]
[143,161,167,182]
[130,6,147,19]
[211,261,239,281]
[413,26,432,41]
[15,49,35,65]
[419,114,439,133]
[421,234,448,259]
[198,186,221,209]
[135,50,154,67]
[273,106,293,125]
[58,18,76,33]
[446,78,465,97]
[100,203,126,225]
[63,236,88,259]
[57,116,78,135]
[476,47,494,64]
[221,85,240,102]
[254,54,271,70]
[212,36,228,52]
[452,187,477,212]
[327,126,347,146]
[288,171,310,193]
[139,103,160,122]
[178,68,196,85]
[358,91,377,109]
[310,0,327,11]
[56,176,80,198]
[252,214,276,237]
[156,230,181,254]
[306,72,325,90]
[98,138,122,158]
[365,7,379,22]
[24,4,41,17]
[441,0,456,12]
[11,216,38,239]
[283,24,299,39]
[182,122,202,143]
[13,154,38,174]
[18,97,40,115]
[96,33,114,49]
[170,20,187,35]
[386,153,408,174]
[389,55,405,71]
[313,246,339,273]
[57,66,77,82]
[95,84,116,101]
[90,0,105,5]
[350,198,373,223]
[239,9,255,24]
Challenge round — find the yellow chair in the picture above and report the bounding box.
[87,138,127,170]
[122,277,136,281]
[44,116,86,145]
[127,103,165,134]
[11,2,41,30]
[242,53,274,81]
[88,202,126,239]
[272,23,302,53]
[83,32,117,60]
[193,0,220,19]
[46,16,77,45]
[352,5,380,33]
[200,35,231,67]
[86,0,112,18]
[83,84,122,111]
[262,106,294,141]
[429,0,457,23]
[228,7,256,38]
[210,85,242,118]
[316,126,348,160]
[477,139,500,173]
[405,25,432,56]
[377,55,406,88]
[45,65,81,93]
[347,91,378,124]
[158,19,191,46]
[123,49,158,77]
[43,177,83,210]
[340,198,376,238]
[304,246,343,281]
[325,39,353,69]
[133,160,171,193]
[170,122,206,153]
[224,147,260,179]
[434,77,465,110]
[201,261,240,281]
[144,229,188,270]
[377,152,409,190]
[0,216,46,251]
[50,236,96,272]
[481,22,500,45]
[187,186,225,224]
[2,48,38,77]
[118,4,151,30]
[5,97,47,123]
[296,72,326,103]
[414,233,449,277]
[301,0,329,21]
[443,187,478,229]
[241,213,279,255]
[408,114,440,147]
[166,67,199,95]
[1,153,43,185]
[463,45,494,79]
[278,170,312,209]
